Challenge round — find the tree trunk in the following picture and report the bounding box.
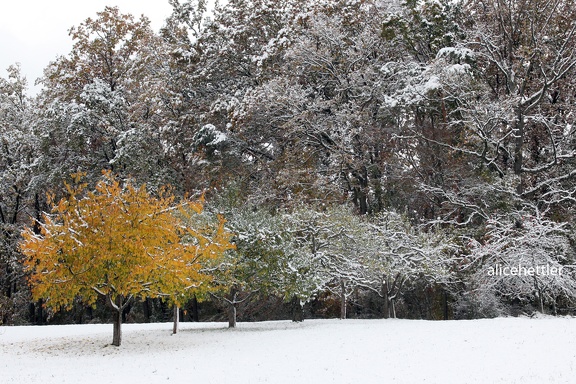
[514,111,525,194]
[112,307,122,347]
[228,302,237,328]
[106,294,131,347]
[340,279,347,320]
[143,297,152,323]
[382,280,390,319]
[443,290,449,320]
[32,299,46,325]
[291,295,304,322]
[539,294,544,314]
[537,288,545,314]
[226,287,240,328]
[172,304,180,334]
[189,295,199,322]
[533,277,545,314]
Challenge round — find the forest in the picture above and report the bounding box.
[2,0,576,330]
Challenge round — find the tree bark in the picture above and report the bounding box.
[443,290,449,320]
[106,294,131,347]
[340,279,347,320]
[189,295,199,322]
[33,299,46,325]
[382,279,390,319]
[533,277,545,314]
[112,306,122,347]
[226,287,241,328]
[228,302,237,328]
[172,304,179,334]
[513,111,526,194]
[143,297,152,323]
[291,295,304,322]
[121,300,132,323]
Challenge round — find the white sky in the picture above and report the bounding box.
[0,1,175,95]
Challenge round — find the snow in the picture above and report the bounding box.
[423,75,442,92]
[1,317,574,383]
[447,63,471,74]
[436,47,475,62]
[197,124,227,146]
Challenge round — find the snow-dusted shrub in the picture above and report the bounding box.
[464,209,576,315]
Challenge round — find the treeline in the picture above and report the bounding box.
[2,0,576,327]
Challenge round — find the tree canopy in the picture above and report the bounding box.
[20,171,233,345]
[3,0,576,329]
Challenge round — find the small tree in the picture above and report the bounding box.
[20,172,232,346]
[208,207,288,328]
[207,204,323,327]
[167,207,234,334]
[285,206,374,320]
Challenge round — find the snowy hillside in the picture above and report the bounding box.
[1,317,574,384]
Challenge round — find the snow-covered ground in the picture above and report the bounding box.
[1,317,574,383]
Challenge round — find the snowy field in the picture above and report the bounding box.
[1,317,574,383]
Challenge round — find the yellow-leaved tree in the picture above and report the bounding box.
[20,171,233,346]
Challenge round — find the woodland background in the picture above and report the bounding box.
[3,0,576,326]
